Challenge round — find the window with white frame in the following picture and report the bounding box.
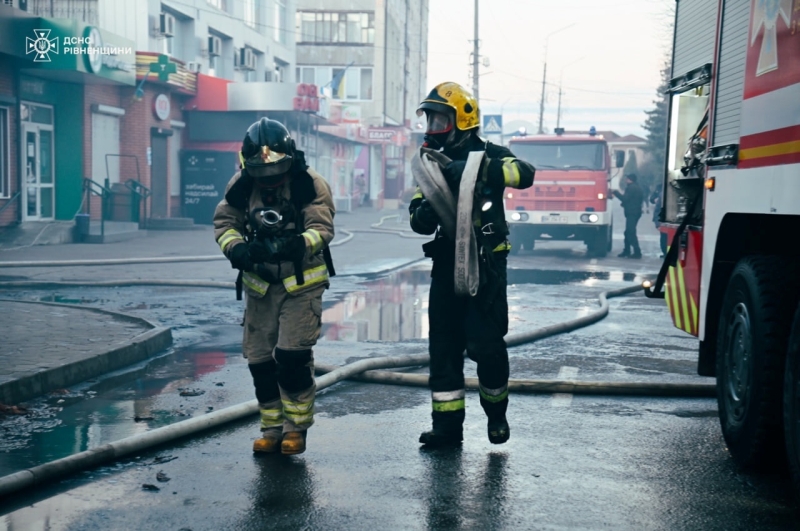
[0,108,8,198]
[275,0,286,44]
[207,0,226,11]
[300,66,373,100]
[244,0,256,29]
[296,11,374,44]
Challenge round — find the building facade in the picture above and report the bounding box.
[295,0,428,208]
[0,0,303,232]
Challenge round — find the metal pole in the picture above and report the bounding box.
[537,61,547,134]
[472,0,479,102]
[556,86,563,129]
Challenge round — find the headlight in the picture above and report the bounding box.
[511,212,522,221]
[507,192,513,199]
[588,214,599,223]
[597,193,605,200]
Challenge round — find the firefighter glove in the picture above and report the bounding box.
[228,243,253,272]
[415,199,440,229]
[442,160,467,186]
[277,234,307,262]
[248,240,275,264]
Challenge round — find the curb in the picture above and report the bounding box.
[0,300,173,405]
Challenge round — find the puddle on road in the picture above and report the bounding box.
[0,347,248,478]
[322,266,641,342]
[0,264,641,476]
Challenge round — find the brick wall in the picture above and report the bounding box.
[118,84,189,219]
[0,56,18,228]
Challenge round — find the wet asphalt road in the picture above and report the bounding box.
[1,221,799,529]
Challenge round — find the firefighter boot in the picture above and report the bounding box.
[487,416,510,444]
[419,410,464,449]
[253,428,282,453]
[281,431,307,455]
[481,396,510,445]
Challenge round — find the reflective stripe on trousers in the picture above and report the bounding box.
[432,389,466,412]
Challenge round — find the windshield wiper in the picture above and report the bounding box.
[563,165,598,170]
[533,164,559,169]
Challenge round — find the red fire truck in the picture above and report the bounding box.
[504,129,615,257]
[645,0,800,488]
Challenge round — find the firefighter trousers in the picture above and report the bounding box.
[427,254,510,433]
[243,282,325,433]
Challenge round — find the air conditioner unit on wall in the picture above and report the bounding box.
[187,62,201,73]
[160,13,175,37]
[244,48,256,71]
[208,36,222,57]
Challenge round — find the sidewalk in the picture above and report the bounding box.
[0,300,171,405]
[0,208,411,406]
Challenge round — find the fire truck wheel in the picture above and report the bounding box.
[716,256,799,470]
[587,228,609,258]
[783,303,800,493]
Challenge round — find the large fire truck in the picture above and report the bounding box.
[504,130,615,257]
[645,0,800,488]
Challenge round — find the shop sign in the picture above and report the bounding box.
[154,94,171,121]
[341,105,361,124]
[367,128,396,143]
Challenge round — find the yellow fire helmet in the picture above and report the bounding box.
[417,82,480,132]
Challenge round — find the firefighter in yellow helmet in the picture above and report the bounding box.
[410,82,535,448]
[213,118,336,455]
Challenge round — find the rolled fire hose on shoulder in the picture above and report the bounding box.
[0,284,715,499]
[411,148,482,296]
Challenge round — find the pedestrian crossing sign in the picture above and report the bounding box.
[483,115,503,134]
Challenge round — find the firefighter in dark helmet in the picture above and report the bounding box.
[213,118,335,455]
[410,82,535,448]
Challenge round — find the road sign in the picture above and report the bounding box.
[483,114,503,134]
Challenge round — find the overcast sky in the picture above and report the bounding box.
[425,0,674,137]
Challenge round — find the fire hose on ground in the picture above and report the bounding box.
[0,282,716,499]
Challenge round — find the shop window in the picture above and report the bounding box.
[0,108,8,198]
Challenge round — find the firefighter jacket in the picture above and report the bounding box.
[613,181,643,218]
[213,160,335,299]
[409,136,535,254]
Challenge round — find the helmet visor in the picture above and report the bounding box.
[420,110,453,134]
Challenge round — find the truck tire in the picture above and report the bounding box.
[587,227,609,258]
[783,303,800,494]
[716,256,799,470]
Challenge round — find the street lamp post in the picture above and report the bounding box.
[556,56,585,130]
[537,23,576,134]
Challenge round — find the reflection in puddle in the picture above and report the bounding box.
[0,348,238,478]
[507,269,639,285]
[323,267,431,342]
[321,266,639,342]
